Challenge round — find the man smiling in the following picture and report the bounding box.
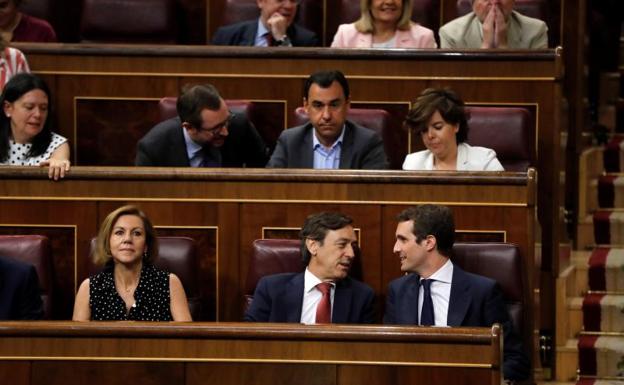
[212,0,318,47]
[245,212,375,324]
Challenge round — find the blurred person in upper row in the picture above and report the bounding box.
[331,0,436,49]
[73,205,192,321]
[212,0,318,47]
[0,73,70,179]
[136,83,268,167]
[439,0,547,49]
[267,70,388,169]
[0,255,43,320]
[0,34,29,90]
[0,0,56,43]
[402,88,503,171]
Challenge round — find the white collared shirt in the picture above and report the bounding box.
[418,259,453,326]
[300,268,335,324]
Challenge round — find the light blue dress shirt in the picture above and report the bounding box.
[254,19,270,47]
[182,127,204,167]
[312,126,345,169]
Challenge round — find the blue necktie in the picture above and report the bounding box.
[420,279,434,326]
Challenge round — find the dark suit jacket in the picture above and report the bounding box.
[135,115,268,167]
[245,272,375,324]
[384,264,530,381]
[266,121,389,169]
[212,19,319,47]
[0,256,44,320]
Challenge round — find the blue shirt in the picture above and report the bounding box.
[254,19,270,47]
[312,126,345,169]
[182,127,221,167]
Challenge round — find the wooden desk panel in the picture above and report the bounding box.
[0,322,502,385]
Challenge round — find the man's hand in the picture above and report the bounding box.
[267,12,288,40]
[481,6,496,48]
[493,5,508,48]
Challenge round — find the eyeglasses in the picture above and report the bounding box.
[196,112,234,135]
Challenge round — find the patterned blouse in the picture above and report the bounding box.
[89,263,173,321]
[1,132,67,166]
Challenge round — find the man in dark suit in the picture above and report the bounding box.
[267,70,388,169]
[136,84,268,167]
[384,205,530,382]
[245,212,375,324]
[0,255,44,320]
[212,0,318,47]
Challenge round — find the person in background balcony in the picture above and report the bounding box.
[0,0,57,42]
[212,0,318,47]
[0,255,43,320]
[0,34,29,90]
[402,87,504,171]
[0,73,70,180]
[439,0,547,49]
[73,205,192,322]
[331,0,436,49]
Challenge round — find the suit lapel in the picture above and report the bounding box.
[357,33,372,48]
[300,124,314,167]
[173,119,191,166]
[339,122,353,168]
[332,278,352,323]
[447,265,472,326]
[242,21,258,46]
[401,275,420,324]
[395,30,411,48]
[283,273,304,322]
[507,12,522,48]
[465,14,483,48]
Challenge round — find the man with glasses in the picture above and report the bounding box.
[212,0,318,47]
[267,70,388,169]
[136,84,268,167]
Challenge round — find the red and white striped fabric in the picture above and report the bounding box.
[604,136,624,173]
[0,46,30,90]
[598,175,624,208]
[588,248,624,291]
[578,335,624,378]
[583,293,624,332]
[594,213,624,245]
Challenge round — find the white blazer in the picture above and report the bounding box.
[402,143,504,171]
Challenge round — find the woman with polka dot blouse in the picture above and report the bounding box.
[0,73,70,180]
[72,205,192,321]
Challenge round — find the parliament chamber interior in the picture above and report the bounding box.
[0,0,622,385]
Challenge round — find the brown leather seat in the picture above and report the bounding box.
[88,236,203,320]
[451,242,529,350]
[326,0,440,47]
[244,238,363,311]
[293,106,404,169]
[80,0,177,43]
[465,106,532,171]
[0,235,54,319]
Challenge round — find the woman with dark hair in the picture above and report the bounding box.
[73,205,192,321]
[0,73,69,179]
[403,88,503,171]
[331,0,436,49]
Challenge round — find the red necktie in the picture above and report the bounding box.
[265,32,274,47]
[315,282,332,324]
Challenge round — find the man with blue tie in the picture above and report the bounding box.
[136,84,268,167]
[384,204,529,383]
[245,212,375,324]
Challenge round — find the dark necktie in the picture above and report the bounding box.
[315,282,332,324]
[420,279,434,326]
[265,32,274,47]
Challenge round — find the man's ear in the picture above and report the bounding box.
[424,235,437,252]
[305,238,318,257]
[302,98,310,115]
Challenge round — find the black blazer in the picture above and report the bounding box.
[267,120,389,169]
[244,272,375,324]
[384,264,530,381]
[0,256,43,320]
[212,19,319,47]
[135,115,268,167]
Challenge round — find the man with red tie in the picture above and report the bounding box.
[244,212,375,324]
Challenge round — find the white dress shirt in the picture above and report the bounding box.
[402,142,504,171]
[418,259,453,326]
[300,268,335,324]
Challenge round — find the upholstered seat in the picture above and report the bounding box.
[89,236,203,320]
[0,235,54,319]
[80,0,177,43]
[293,106,404,169]
[465,106,533,171]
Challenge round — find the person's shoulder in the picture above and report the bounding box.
[512,10,548,29]
[347,120,379,139]
[142,117,181,140]
[290,23,318,45]
[402,150,430,170]
[455,264,497,290]
[388,272,417,290]
[257,272,300,286]
[0,255,30,275]
[409,22,435,37]
[18,14,57,42]
[440,12,477,31]
[215,20,256,34]
[280,123,310,139]
[462,142,497,156]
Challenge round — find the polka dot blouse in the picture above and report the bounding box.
[1,132,66,166]
[89,263,173,321]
